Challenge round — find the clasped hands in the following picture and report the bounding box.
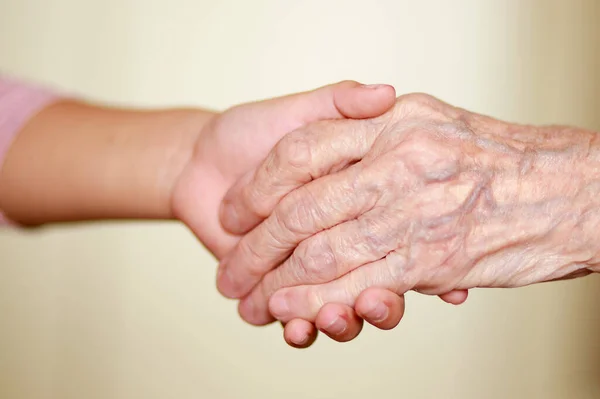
[174,81,600,348]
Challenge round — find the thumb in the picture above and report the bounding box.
[218,81,395,235]
[253,80,396,133]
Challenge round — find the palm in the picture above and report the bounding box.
[173,105,303,258]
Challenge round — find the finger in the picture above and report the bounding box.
[235,206,411,324]
[235,179,471,325]
[438,289,469,305]
[224,155,478,302]
[262,80,396,129]
[283,319,318,349]
[268,252,413,323]
[217,162,388,299]
[355,288,405,330]
[315,303,363,343]
[267,206,405,287]
[220,117,381,236]
[219,81,395,236]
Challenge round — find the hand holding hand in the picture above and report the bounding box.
[172,81,397,258]
[220,93,600,341]
[172,81,421,346]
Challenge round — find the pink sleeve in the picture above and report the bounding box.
[0,77,62,226]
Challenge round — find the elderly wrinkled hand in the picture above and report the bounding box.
[219,93,600,328]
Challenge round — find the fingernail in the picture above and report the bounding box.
[324,316,347,335]
[362,84,388,90]
[269,292,290,318]
[365,302,388,322]
[293,334,309,346]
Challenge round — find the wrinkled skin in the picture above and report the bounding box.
[219,93,600,332]
[172,82,463,347]
[173,81,394,258]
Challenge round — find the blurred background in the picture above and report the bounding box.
[1,0,599,398]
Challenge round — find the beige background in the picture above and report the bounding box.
[1,1,600,398]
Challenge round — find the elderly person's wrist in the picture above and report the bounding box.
[473,123,600,285]
[570,127,600,273]
[540,125,600,275]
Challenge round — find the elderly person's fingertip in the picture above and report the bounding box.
[439,289,469,305]
[320,314,348,336]
[362,300,389,323]
[283,320,317,349]
[356,288,404,330]
[314,303,363,343]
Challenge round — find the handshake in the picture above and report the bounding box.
[2,78,597,348]
[171,81,600,348]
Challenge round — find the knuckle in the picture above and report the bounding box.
[291,235,338,282]
[398,134,461,183]
[292,246,321,281]
[337,79,359,88]
[276,186,319,235]
[399,92,437,105]
[275,130,313,170]
[394,93,442,119]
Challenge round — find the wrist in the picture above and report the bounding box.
[536,125,600,274]
[156,109,218,220]
[572,128,600,272]
[476,122,600,284]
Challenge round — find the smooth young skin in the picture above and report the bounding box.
[2,81,455,347]
[220,93,600,332]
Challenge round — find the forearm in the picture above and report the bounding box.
[508,124,600,274]
[0,100,215,225]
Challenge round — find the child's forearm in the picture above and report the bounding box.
[0,100,215,225]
